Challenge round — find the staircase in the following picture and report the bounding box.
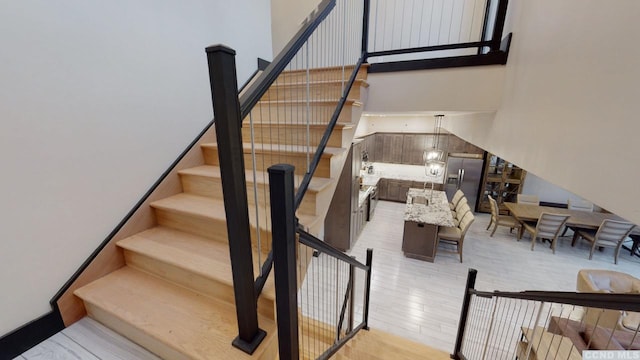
[72,65,369,359]
[333,329,451,360]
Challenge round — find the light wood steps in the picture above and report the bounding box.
[117,226,275,320]
[178,165,334,216]
[201,142,347,178]
[275,65,368,83]
[74,267,277,360]
[240,122,355,149]
[334,329,451,360]
[150,193,320,252]
[247,99,362,124]
[261,79,369,101]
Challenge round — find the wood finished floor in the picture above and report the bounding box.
[18,200,640,358]
[346,200,640,353]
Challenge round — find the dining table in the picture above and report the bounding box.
[503,202,640,255]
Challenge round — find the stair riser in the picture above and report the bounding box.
[180,173,319,216]
[277,67,367,83]
[85,303,187,360]
[203,147,333,178]
[261,82,363,102]
[154,208,272,253]
[246,102,359,125]
[123,250,275,320]
[240,124,348,148]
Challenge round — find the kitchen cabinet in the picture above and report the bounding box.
[477,152,527,214]
[381,134,404,163]
[378,178,388,199]
[402,134,428,165]
[324,141,368,251]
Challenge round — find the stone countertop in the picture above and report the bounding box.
[358,186,373,207]
[403,188,455,227]
[360,162,445,186]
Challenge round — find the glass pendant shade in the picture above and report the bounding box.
[425,160,446,177]
[423,148,444,163]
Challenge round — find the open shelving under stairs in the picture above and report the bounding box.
[72,65,369,359]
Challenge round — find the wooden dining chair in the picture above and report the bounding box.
[560,198,595,236]
[521,212,570,253]
[486,195,521,237]
[451,196,468,218]
[572,220,636,264]
[453,202,471,226]
[517,194,540,205]
[437,211,475,263]
[449,189,465,210]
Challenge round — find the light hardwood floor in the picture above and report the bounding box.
[18,200,640,358]
[346,200,640,353]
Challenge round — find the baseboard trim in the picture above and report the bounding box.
[0,309,63,360]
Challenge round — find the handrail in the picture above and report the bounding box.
[471,289,640,312]
[336,272,353,340]
[318,323,367,360]
[367,41,492,58]
[294,54,366,209]
[297,227,369,271]
[239,0,335,120]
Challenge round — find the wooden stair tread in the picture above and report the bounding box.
[340,329,450,360]
[268,78,369,88]
[201,143,346,157]
[178,165,333,193]
[280,64,369,75]
[75,267,276,360]
[150,193,319,230]
[117,226,275,300]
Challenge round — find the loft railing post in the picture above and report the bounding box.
[490,0,508,52]
[363,248,373,330]
[205,44,265,354]
[268,164,300,360]
[347,262,355,333]
[361,0,371,60]
[451,268,478,360]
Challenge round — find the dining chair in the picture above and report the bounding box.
[449,189,465,210]
[437,211,475,263]
[486,195,521,237]
[521,212,570,253]
[454,202,471,227]
[572,220,636,264]
[451,196,468,218]
[517,194,540,205]
[560,198,595,236]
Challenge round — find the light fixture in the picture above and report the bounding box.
[423,114,445,162]
[424,114,446,201]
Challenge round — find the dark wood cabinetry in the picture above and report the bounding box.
[401,134,428,165]
[381,134,404,163]
[477,153,527,214]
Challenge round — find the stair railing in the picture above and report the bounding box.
[364,0,511,71]
[269,164,373,360]
[453,269,640,360]
[206,0,368,354]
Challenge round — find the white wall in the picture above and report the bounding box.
[365,66,505,113]
[355,114,442,137]
[271,0,320,55]
[0,0,272,336]
[443,1,640,224]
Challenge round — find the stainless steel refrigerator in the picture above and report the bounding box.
[445,155,484,211]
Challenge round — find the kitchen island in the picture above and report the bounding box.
[402,188,455,262]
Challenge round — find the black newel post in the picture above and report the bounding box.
[490,0,508,52]
[451,268,478,360]
[268,164,300,360]
[361,0,371,60]
[205,44,265,354]
[363,248,373,330]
